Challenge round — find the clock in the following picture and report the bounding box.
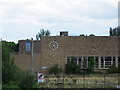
[49,40,59,50]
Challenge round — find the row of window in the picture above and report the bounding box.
[66,56,120,69]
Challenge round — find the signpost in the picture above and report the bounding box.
[37,72,44,83]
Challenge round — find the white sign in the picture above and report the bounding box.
[117,85,120,88]
[37,73,44,82]
[42,67,48,69]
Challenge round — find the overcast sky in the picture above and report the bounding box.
[0,0,119,43]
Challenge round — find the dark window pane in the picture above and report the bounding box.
[67,57,71,64]
[105,57,112,68]
[101,57,104,68]
[113,57,116,66]
[95,57,98,68]
[118,57,120,67]
[78,57,83,68]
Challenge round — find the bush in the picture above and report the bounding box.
[65,60,81,74]
[118,66,120,73]
[2,72,38,89]
[2,41,38,89]
[88,57,95,73]
[107,66,118,73]
[2,84,20,89]
[18,73,38,89]
[48,65,61,74]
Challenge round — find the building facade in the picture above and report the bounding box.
[11,32,120,74]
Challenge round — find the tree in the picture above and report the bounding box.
[109,27,120,36]
[36,29,50,40]
[113,28,117,35]
[110,27,113,36]
[79,34,85,36]
[2,41,23,84]
[117,26,120,36]
[88,57,95,73]
[89,34,95,36]
[2,41,37,89]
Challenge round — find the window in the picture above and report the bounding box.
[67,57,71,64]
[66,56,118,69]
[83,57,88,69]
[113,57,116,66]
[118,57,120,67]
[101,57,104,68]
[78,57,82,68]
[67,57,78,65]
[26,42,31,51]
[94,57,99,68]
[71,57,77,65]
[105,57,112,68]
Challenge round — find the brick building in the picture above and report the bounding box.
[11,32,120,74]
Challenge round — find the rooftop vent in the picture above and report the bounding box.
[60,31,68,36]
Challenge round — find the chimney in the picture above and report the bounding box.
[60,31,68,36]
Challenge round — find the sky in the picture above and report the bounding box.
[0,0,119,43]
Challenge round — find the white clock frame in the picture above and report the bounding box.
[49,40,59,50]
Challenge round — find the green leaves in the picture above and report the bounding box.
[36,29,51,40]
[18,73,37,89]
[109,26,120,36]
[88,57,95,73]
[65,60,81,74]
[2,41,38,89]
[107,66,118,73]
[48,65,61,74]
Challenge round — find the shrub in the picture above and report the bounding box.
[18,73,38,89]
[65,60,81,74]
[2,84,20,89]
[48,64,61,74]
[88,57,95,73]
[107,66,118,73]
[118,66,120,73]
[2,41,38,89]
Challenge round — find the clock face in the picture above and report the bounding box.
[49,40,59,50]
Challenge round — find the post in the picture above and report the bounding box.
[0,38,2,89]
[31,38,34,75]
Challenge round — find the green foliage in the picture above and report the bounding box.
[2,40,38,89]
[36,29,51,40]
[2,84,20,89]
[2,41,19,52]
[89,34,95,36]
[65,59,81,74]
[2,41,21,84]
[107,66,118,73]
[88,57,95,73]
[118,66,120,73]
[79,34,85,36]
[18,73,37,89]
[2,58,23,84]
[48,65,61,74]
[79,34,95,36]
[109,26,120,36]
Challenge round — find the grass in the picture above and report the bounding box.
[38,74,119,88]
